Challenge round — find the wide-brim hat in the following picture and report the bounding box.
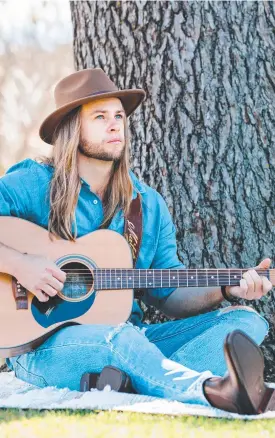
[39,68,146,145]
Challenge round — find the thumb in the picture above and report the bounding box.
[255,258,272,269]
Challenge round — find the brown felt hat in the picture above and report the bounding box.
[39,68,146,145]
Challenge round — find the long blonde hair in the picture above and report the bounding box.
[40,106,133,241]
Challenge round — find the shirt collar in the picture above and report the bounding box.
[44,163,146,197]
[80,170,145,197]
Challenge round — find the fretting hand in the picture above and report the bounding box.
[225,258,273,300]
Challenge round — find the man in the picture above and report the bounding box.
[0,68,274,414]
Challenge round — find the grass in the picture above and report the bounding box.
[0,410,275,438]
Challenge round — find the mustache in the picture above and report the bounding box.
[78,138,126,162]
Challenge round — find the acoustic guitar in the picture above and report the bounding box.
[0,217,274,358]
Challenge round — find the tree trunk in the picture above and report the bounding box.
[70,1,275,380]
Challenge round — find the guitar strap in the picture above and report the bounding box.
[124,193,144,298]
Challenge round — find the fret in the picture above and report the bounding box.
[170,270,178,288]
[188,270,197,287]
[122,268,127,289]
[223,269,230,286]
[197,269,205,287]
[131,270,135,289]
[208,269,219,287]
[105,269,108,289]
[180,270,188,288]
[147,270,153,287]
[118,269,122,289]
[153,269,155,288]
[129,269,134,289]
[106,269,109,289]
[195,269,198,287]
[109,268,111,289]
[101,268,103,290]
[112,269,116,289]
[108,269,111,289]
[206,269,208,286]
[229,270,242,286]
[104,269,107,289]
[139,268,141,289]
[161,270,163,288]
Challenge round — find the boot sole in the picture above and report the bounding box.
[225,330,273,415]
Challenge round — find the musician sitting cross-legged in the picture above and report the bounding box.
[0,68,274,415]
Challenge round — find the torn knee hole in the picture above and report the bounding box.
[105,322,146,344]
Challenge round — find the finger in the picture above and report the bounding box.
[245,269,263,299]
[262,276,273,296]
[228,279,248,299]
[233,278,248,300]
[43,273,64,292]
[242,271,255,299]
[34,289,49,302]
[255,258,272,269]
[41,284,58,297]
[47,267,66,283]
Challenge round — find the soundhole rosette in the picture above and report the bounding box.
[55,255,95,303]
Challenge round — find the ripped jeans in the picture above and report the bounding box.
[6,305,268,407]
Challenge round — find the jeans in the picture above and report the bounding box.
[6,305,268,407]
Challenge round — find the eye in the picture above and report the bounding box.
[94,114,124,120]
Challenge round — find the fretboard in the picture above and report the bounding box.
[93,268,272,290]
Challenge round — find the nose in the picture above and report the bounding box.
[108,124,120,133]
[107,118,121,132]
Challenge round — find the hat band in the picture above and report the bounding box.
[86,89,117,97]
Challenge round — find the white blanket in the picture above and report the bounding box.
[1,371,275,420]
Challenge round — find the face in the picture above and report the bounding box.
[79,97,126,162]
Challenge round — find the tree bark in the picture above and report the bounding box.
[70,1,275,380]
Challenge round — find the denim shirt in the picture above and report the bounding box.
[0,159,184,325]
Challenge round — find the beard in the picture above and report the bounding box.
[78,136,125,162]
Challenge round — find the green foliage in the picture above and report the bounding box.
[0,410,275,437]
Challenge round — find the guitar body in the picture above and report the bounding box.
[0,217,133,358]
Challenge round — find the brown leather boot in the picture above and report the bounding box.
[203,330,275,415]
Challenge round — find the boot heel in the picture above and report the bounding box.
[258,389,275,413]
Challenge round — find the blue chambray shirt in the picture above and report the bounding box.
[0,159,184,325]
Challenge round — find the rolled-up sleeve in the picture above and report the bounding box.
[144,193,185,303]
[0,160,35,218]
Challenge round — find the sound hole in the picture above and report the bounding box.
[61,261,94,300]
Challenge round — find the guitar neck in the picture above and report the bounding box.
[93,268,274,290]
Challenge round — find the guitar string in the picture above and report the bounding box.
[58,269,271,285]
[61,268,272,272]
[62,271,270,278]
[61,270,270,275]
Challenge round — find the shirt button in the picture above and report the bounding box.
[93,200,98,205]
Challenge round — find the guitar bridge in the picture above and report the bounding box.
[12,278,28,310]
